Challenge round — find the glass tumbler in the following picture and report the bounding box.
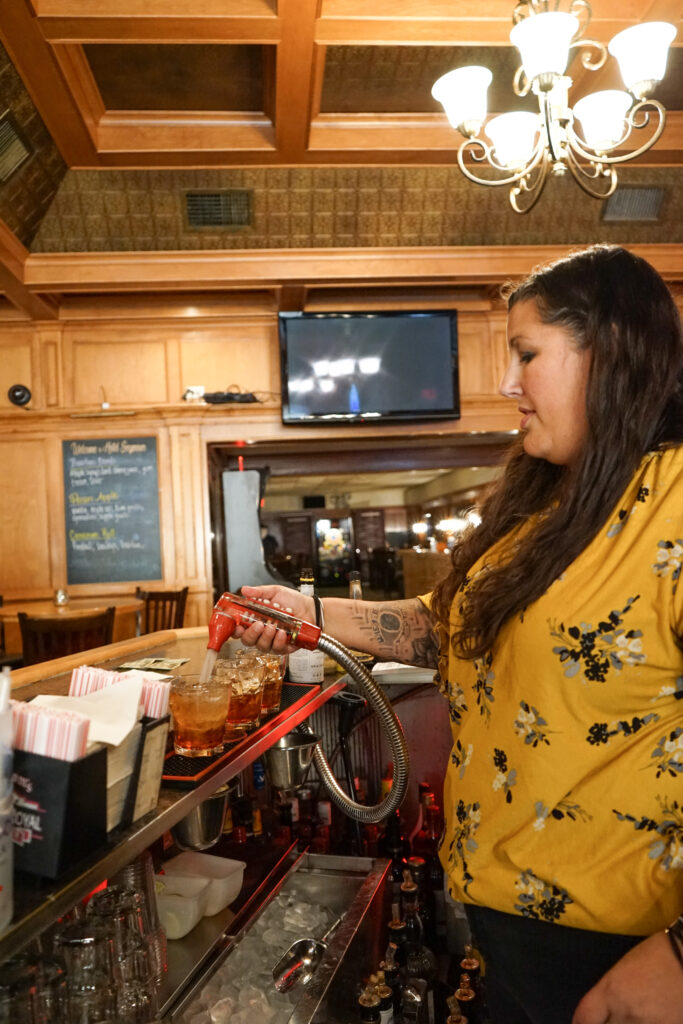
[169,673,231,756]
[215,657,265,741]
[258,653,285,714]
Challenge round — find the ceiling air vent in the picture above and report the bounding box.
[0,111,33,184]
[601,186,664,223]
[185,190,253,230]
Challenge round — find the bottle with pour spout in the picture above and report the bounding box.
[287,569,325,683]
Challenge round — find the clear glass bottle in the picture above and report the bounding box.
[400,871,437,1023]
[287,568,325,683]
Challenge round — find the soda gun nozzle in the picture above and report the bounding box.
[207,592,322,653]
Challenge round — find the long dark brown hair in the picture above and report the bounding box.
[432,244,683,659]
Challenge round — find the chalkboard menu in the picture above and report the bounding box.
[63,437,162,585]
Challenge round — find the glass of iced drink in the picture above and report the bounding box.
[215,656,266,741]
[258,653,285,715]
[169,674,231,756]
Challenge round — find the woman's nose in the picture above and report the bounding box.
[499,361,522,399]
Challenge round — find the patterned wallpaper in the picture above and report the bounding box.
[31,165,682,254]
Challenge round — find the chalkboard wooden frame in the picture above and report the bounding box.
[62,436,163,585]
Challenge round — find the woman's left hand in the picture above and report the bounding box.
[571,931,683,1024]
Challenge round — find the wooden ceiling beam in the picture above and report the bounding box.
[32,0,276,14]
[0,0,98,166]
[95,112,275,155]
[273,0,320,160]
[0,222,58,320]
[38,17,281,44]
[23,244,683,294]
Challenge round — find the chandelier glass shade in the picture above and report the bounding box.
[431,2,677,213]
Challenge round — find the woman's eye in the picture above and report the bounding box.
[519,351,535,364]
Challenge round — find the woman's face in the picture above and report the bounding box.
[500,298,591,467]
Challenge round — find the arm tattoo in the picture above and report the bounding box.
[353,599,439,668]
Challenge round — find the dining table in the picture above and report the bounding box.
[0,595,144,654]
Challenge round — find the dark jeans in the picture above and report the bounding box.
[465,905,644,1024]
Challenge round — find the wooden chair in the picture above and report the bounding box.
[134,586,188,633]
[18,607,116,667]
[0,596,24,669]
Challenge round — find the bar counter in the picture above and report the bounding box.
[4,627,344,963]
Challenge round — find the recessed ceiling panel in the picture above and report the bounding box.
[83,44,266,111]
[320,45,536,114]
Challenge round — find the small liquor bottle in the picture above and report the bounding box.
[459,946,480,989]
[387,902,408,968]
[368,972,394,1024]
[358,984,381,1023]
[407,856,436,950]
[379,942,401,1017]
[445,992,468,1024]
[454,973,476,1022]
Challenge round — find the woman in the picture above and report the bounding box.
[234,245,683,1024]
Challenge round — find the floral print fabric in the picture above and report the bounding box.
[423,446,683,936]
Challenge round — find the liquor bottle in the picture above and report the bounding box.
[413,804,446,942]
[349,570,364,601]
[445,991,468,1024]
[378,943,401,1017]
[358,983,381,1023]
[409,781,435,847]
[373,971,394,1024]
[400,870,437,1023]
[454,974,477,1022]
[459,946,480,989]
[407,856,436,950]
[387,903,408,968]
[288,568,325,683]
[378,809,411,896]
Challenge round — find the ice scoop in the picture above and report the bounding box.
[271,915,343,993]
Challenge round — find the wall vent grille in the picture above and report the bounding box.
[602,186,664,222]
[0,111,32,184]
[185,190,253,229]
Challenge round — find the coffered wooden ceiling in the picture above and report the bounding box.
[0,0,681,320]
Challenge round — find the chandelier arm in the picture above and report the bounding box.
[568,100,666,166]
[510,152,551,213]
[513,64,531,98]
[568,0,592,40]
[456,137,546,188]
[565,147,617,199]
[567,36,607,71]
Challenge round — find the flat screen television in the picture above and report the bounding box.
[279,310,459,425]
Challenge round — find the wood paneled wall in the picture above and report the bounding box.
[0,300,516,626]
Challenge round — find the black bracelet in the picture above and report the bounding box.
[313,594,324,631]
[665,916,683,972]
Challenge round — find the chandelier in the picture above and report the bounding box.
[431,1,676,213]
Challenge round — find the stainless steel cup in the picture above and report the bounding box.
[170,784,230,851]
[263,733,320,792]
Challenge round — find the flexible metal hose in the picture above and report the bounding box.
[296,632,410,823]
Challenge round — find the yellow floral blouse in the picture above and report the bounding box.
[423,445,683,936]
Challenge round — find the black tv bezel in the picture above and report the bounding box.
[278,309,460,426]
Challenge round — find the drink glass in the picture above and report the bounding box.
[214,658,265,741]
[169,674,231,757]
[258,653,285,714]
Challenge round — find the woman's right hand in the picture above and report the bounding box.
[233,584,314,653]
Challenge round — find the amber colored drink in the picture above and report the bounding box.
[170,674,231,756]
[215,658,266,741]
[260,654,284,714]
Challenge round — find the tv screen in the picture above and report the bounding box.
[279,311,459,425]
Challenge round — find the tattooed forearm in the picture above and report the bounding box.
[352,599,439,668]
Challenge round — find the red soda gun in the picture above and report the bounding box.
[207,592,321,653]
